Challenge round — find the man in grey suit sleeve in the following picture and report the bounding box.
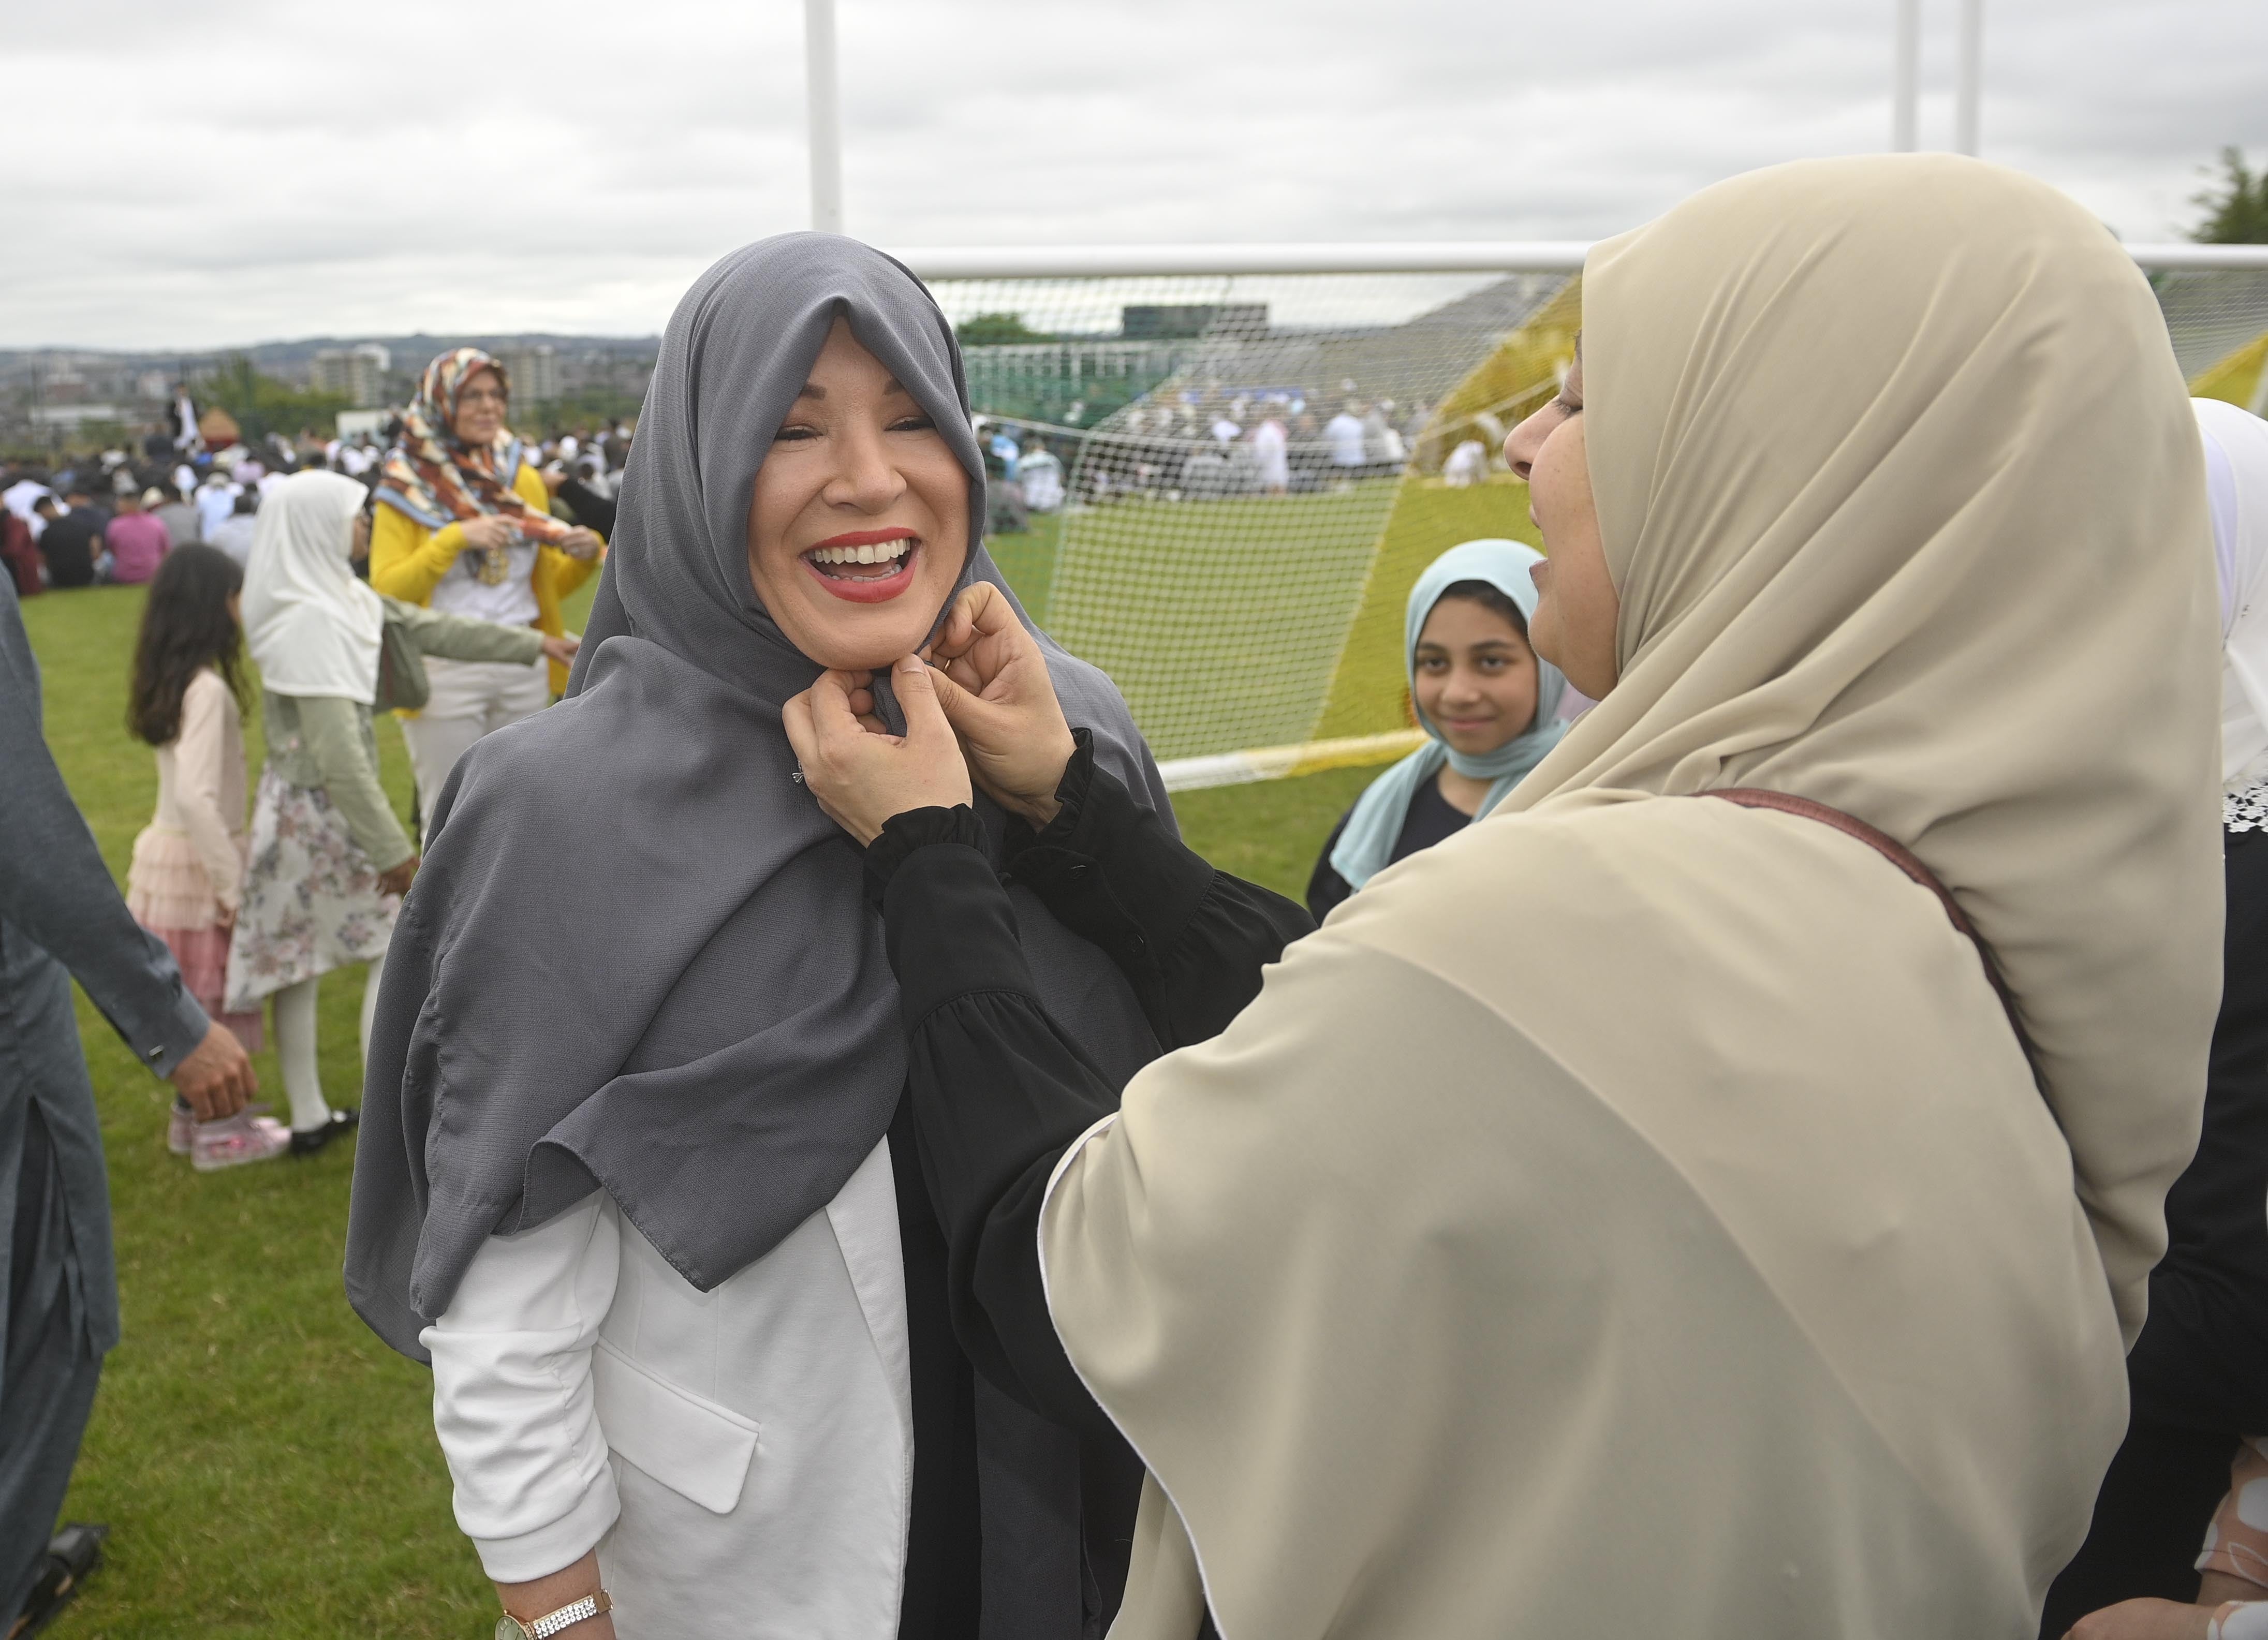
[0,575,255,1632]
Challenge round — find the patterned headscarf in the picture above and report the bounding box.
[375,348,571,582]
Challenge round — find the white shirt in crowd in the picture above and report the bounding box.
[3,479,51,534]
[1020,449,1065,512]
[210,512,258,567]
[1250,419,1290,489]
[1326,410,1368,466]
[1442,438,1491,487]
[195,481,243,540]
[430,533,541,627]
[425,1140,912,1638]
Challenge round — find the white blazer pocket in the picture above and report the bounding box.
[591,1339,761,1515]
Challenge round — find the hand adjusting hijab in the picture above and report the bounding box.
[1327,538,1566,892]
[374,346,571,584]
[347,235,1169,1356]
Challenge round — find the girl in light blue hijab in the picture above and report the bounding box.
[1305,539,1568,919]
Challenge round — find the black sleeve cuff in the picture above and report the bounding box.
[873,807,1043,1031]
[1002,727,1099,864]
[1006,732,1217,969]
[864,804,986,913]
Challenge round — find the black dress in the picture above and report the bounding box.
[871,732,1313,1639]
[1304,771,1472,921]
[2038,824,2268,1634]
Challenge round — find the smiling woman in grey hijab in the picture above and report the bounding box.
[346,234,1169,1640]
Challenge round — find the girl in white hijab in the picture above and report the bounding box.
[225,471,570,1151]
[801,152,2223,1638]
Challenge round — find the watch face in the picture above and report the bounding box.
[495,1617,529,1640]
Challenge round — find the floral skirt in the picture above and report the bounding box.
[223,770,397,1013]
[127,826,263,1052]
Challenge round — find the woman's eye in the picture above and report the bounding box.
[774,424,819,443]
[888,415,936,433]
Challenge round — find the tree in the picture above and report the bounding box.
[2191,148,2268,244]
[955,312,1053,347]
[198,355,349,445]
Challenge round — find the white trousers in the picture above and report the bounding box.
[399,655,549,841]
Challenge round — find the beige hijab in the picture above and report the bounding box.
[1040,155,2221,1639]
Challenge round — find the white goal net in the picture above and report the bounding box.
[923,252,2268,786]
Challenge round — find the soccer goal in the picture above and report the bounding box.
[911,242,2268,790]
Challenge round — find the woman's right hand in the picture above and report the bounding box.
[377,855,420,897]
[458,515,515,552]
[922,583,1076,826]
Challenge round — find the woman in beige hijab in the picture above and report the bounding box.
[793,153,2223,1637]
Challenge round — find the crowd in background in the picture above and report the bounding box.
[0,408,632,598]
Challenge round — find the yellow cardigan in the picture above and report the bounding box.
[369,461,599,696]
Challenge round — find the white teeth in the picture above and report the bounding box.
[809,539,912,566]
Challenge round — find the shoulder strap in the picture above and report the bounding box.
[1698,788,2038,1078]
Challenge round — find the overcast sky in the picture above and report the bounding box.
[9,0,2264,349]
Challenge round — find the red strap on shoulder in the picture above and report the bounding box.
[1699,788,2037,1077]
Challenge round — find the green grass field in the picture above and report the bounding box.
[21,575,1374,1638]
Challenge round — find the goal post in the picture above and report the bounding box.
[910,243,2268,790]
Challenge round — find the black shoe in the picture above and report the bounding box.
[288,1107,359,1156]
[9,1523,106,1640]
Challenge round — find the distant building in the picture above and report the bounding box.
[30,405,121,431]
[310,343,393,408]
[1121,304,1269,341]
[498,344,559,405]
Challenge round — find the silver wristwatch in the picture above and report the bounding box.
[496,1590,611,1639]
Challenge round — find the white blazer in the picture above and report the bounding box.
[425,1139,914,1638]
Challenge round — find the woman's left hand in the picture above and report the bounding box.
[540,632,581,668]
[556,526,603,561]
[784,655,973,847]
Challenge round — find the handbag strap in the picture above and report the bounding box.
[1698,788,2038,1075]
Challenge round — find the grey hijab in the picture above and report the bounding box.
[346,233,1170,1360]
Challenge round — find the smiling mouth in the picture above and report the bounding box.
[802,529,920,603]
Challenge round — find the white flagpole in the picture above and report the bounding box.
[1954,0,1984,155]
[1893,0,1921,151]
[804,0,844,234]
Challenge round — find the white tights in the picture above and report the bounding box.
[270,952,385,1134]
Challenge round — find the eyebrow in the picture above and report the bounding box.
[793,377,911,402]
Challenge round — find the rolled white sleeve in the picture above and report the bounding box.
[421,1192,622,1583]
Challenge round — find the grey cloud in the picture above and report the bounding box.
[5,0,2263,347]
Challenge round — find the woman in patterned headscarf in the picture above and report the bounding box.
[370,348,603,830]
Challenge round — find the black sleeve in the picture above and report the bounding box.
[871,805,1124,1442]
[1305,808,1356,924]
[1002,730,1315,1051]
[556,478,617,538]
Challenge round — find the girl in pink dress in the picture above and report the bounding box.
[124,543,288,1170]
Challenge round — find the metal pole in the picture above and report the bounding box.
[1954,0,1983,156]
[804,0,844,234]
[1893,0,1920,151]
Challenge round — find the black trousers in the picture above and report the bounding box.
[2039,828,2268,1636]
[0,1105,105,1623]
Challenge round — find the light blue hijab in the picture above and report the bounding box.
[1327,539,1568,893]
